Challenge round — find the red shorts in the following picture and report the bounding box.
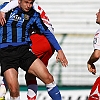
[30,34,55,66]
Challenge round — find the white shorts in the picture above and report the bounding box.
[93,29,100,50]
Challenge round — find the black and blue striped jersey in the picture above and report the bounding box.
[0,2,61,51]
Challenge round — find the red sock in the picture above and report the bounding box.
[88,76,100,100]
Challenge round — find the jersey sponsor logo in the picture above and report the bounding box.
[9,13,23,22]
[14,15,21,21]
[10,13,29,21]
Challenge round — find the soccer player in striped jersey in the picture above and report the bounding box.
[0,0,68,100]
[0,0,55,100]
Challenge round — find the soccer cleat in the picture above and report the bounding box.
[88,77,100,100]
[27,95,36,100]
[88,94,99,100]
[0,97,5,100]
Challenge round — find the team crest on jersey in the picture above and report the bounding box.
[24,14,29,20]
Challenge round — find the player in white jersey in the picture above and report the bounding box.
[0,0,60,100]
[87,9,100,100]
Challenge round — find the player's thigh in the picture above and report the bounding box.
[28,58,54,84]
[39,48,55,66]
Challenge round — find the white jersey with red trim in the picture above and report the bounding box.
[93,29,100,50]
[33,2,54,34]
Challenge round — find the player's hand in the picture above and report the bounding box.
[87,63,96,75]
[0,11,6,26]
[56,50,68,67]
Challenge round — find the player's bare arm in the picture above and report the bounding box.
[87,49,100,75]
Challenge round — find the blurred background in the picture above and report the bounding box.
[0,0,100,100]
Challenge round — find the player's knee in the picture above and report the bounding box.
[44,74,54,84]
[8,84,19,97]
